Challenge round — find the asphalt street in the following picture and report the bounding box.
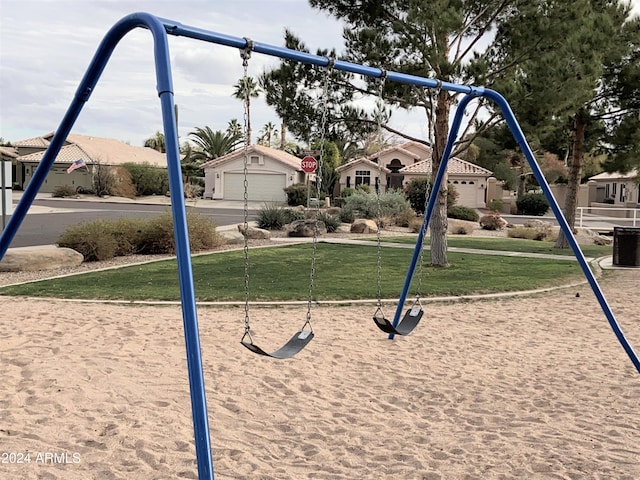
[3,194,259,248]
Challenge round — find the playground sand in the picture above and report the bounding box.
[1,269,639,479]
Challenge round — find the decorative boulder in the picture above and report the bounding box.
[0,246,84,272]
[287,220,327,237]
[219,230,245,244]
[350,218,379,234]
[237,224,271,240]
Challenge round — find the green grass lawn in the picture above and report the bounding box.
[373,235,612,259]
[0,242,594,302]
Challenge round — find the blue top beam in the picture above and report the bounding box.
[159,17,479,96]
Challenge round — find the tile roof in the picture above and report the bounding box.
[13,133,167,167]
[336,157,391,174]
[201,144,303,170]
[336,141,492,177]
[64,134,166,166]
[11,136,51,148]
[400,156,493,176]
[0,146,19,158]
[18,144,93,164]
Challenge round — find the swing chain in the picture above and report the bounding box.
[305,56,334,326]
[374,69,387,309]
[241,39,254,338]
[240,37,253,66]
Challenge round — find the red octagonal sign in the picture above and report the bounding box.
[301,155,318,173]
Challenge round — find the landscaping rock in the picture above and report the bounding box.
[237,224,271,240]
[350,218,379,234]
[0,246,84,272]
[219,230,245,245]
[287,219,327,237]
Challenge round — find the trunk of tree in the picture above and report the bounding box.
[280,121,287,149]
[516,155,526,201]
[555,110,586,249]
[429,89,450,267]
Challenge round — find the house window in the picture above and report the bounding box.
[620,184,626,203]
[612,183,617,197]
[605,184,610,198]
[249,155,260,165]
[346,176,351,188]
[355,170,371,186]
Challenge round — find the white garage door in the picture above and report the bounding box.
[452,181,478,208]
[224,173,286,202]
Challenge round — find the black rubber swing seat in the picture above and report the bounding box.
[373,305,424,336]
[241,330,314,359]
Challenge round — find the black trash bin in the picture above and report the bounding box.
[613,227,640,267]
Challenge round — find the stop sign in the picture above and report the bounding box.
[301,155,318,173]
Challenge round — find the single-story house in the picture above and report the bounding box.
[336,141,493,208]
[10,132,167,193]
[201,144,307,203]
[588,169,639,206]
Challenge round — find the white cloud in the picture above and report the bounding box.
[4,1,636,149]
[0,0,347,146]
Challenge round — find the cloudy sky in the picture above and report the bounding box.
[1,0,639,148]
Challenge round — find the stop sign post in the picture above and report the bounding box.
[301,155,318,173]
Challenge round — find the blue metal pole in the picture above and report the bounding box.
[159,18,479,95]
[483,89,640,374]
[388,93,480,339]
[0,12,216,478]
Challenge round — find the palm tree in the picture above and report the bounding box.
[144,131,166,153]
[257,122,279,147]
[232,76,261,145]
[226,119,242,138]
[188,126,243,163]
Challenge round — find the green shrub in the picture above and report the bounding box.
[408,216,424,233]
[51,185,78,198]
[449,221,474,235]
[447,205,479,222]
[122,162,170,196]
[602,197,615,204]
[284,183,316,206]
[57,220,120,261]
[58,212,222,261]
[355,184,371,194]
[340,187,355,198]
[394,208,418,228]
[479,213,505,231]
[487,198,504,213]
[182,212,225,252]
[339,207,355,223]
[256,204,302,230]
[516,193,549,216]
[341,191,412,222]
[136,211,223,254]
[282,208,305,224]
[404,177,430,214]
[108,166,137,199]
[507,226,549,241]
[316,211,340,233]
[108,218,141,256]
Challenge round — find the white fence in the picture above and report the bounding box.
[577,206,639,229]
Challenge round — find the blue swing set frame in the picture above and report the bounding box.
[1,12,638,480]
